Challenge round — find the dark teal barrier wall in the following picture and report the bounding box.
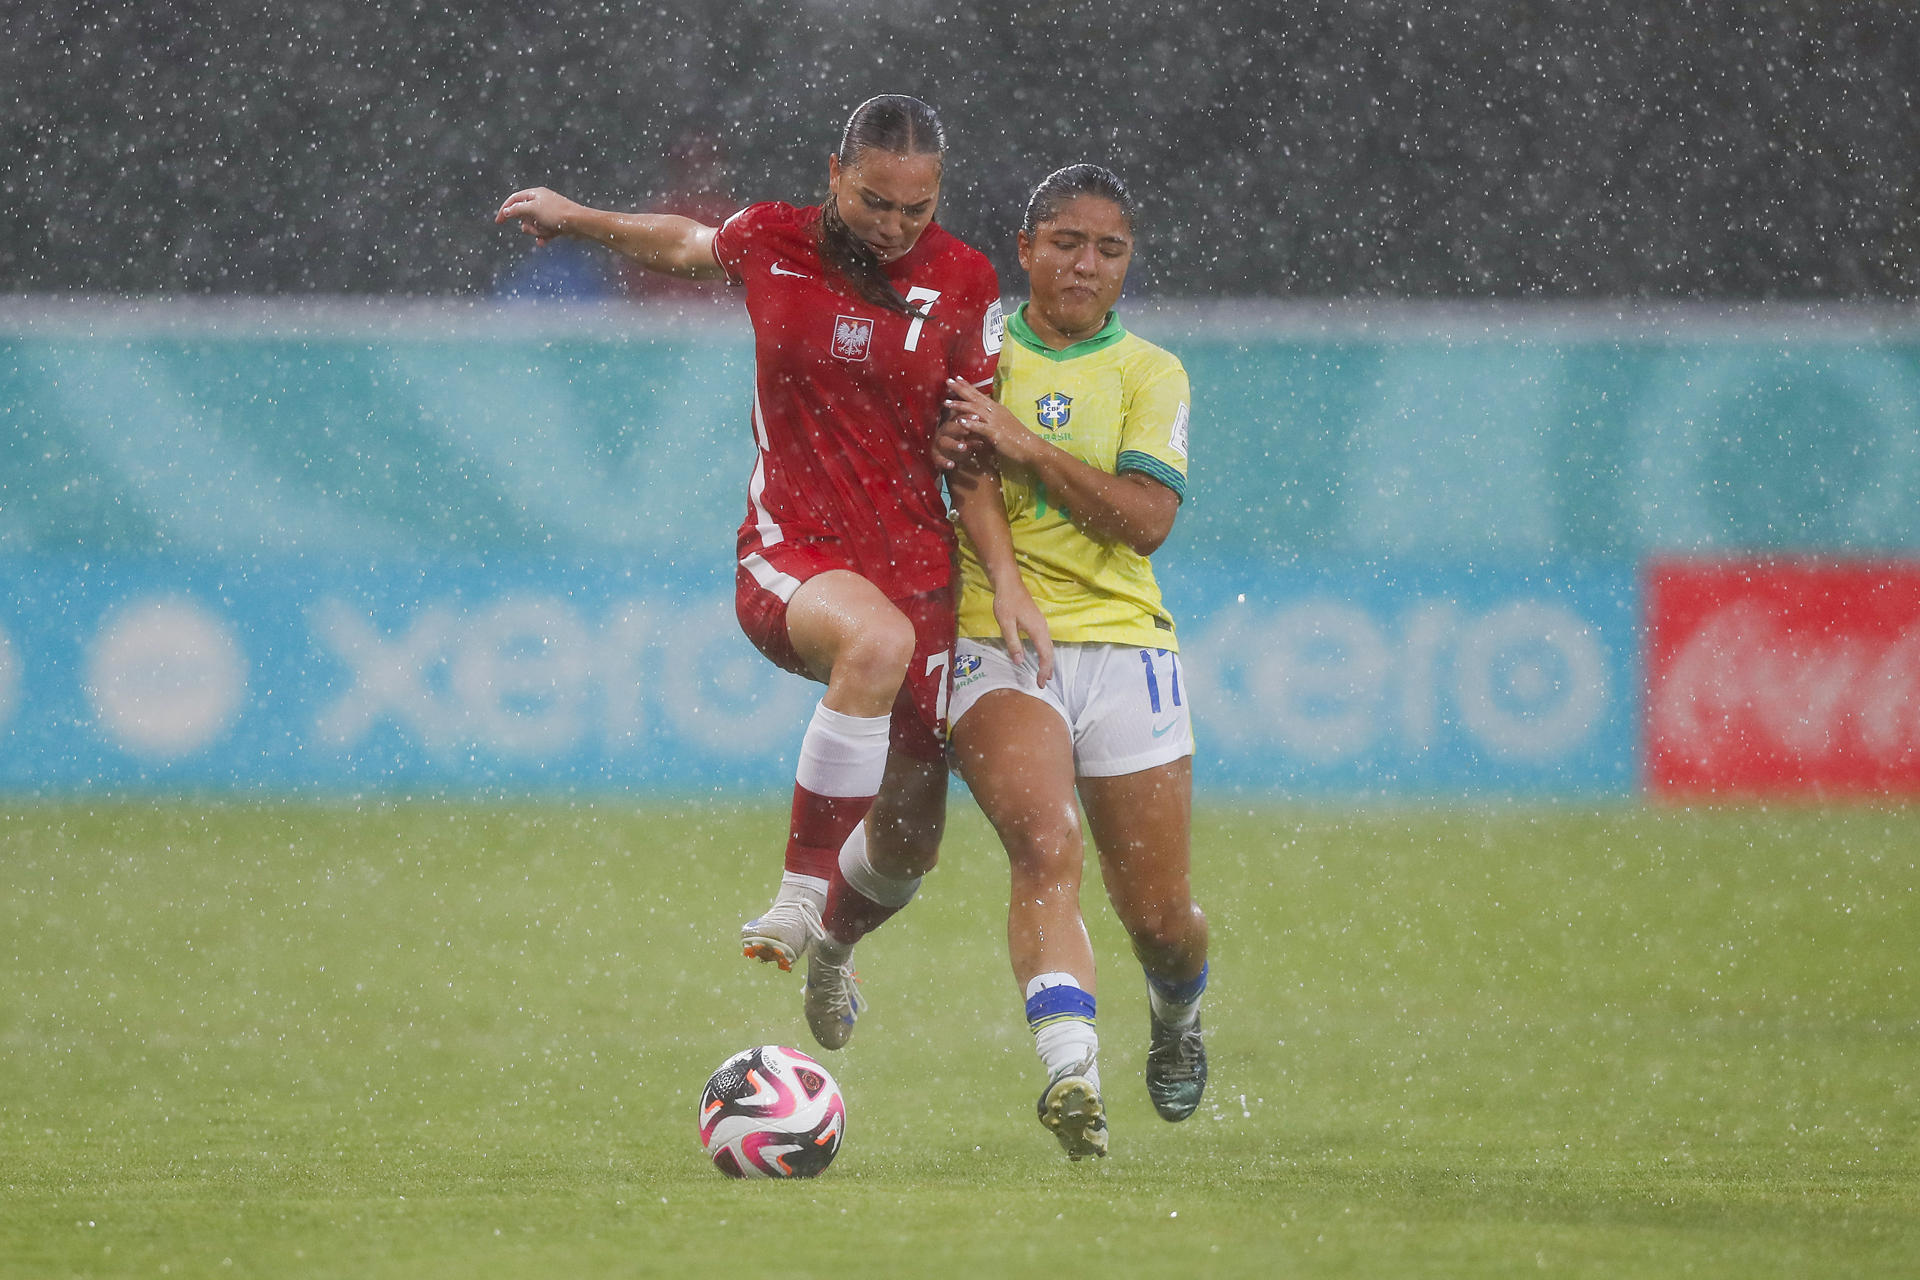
[6,304,1917,565]
[0,310,753,557]
[1159,310,1920,576]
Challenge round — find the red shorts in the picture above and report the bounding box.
[735,540,956,762]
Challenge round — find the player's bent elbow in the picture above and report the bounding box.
[1128,527,1170,557]
[1125,511,1177,557]
[1115,478,1179,556]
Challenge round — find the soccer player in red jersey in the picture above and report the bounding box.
[497,96,1051,1050]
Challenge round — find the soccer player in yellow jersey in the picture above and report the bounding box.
[938,165,1207,1160]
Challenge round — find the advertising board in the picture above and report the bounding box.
[1646,558,1920,797]
[0,558,1636,797]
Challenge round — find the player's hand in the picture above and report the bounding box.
[932,405,987,472]
[993,581,1055,689]
[945,378,1042,471]
[495,187,579,247]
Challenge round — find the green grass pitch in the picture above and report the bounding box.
[3,799,1916,1277]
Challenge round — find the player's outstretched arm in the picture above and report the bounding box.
[950,460,1055,688]
[495,187,726,281]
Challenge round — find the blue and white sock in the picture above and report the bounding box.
[1025,972,1099,1090]
[1145,961,1208,1029]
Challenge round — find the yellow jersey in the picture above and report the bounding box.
[956,304,1191,649]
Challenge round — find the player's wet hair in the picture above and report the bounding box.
[820,95,944,318]
[1022,163,1136,234]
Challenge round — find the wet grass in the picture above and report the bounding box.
[3,799,1917,1277]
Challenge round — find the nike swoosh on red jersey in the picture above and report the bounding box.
[770,263,811,278]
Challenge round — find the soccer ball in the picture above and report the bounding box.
[698,1045,846,1178]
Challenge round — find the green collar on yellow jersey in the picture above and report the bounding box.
[1005,303,1128,361]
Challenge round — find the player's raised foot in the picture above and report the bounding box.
[1145,1010,1207,1121]
[803,938,866,1051]
[740,895,822,972]
[1037,1058,1108,1160]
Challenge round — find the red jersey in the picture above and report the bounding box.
[712,201,1003,599]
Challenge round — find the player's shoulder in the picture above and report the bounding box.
[996,332,1043,374]
[1113,322,1183,368]
[1113,323,1189,384]
[915,222,998,289]
[721,201,819,240]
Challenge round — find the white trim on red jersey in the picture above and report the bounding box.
[746,386,785,549]
[739,550,803,603]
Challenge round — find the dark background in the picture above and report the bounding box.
[6,0,1916,299]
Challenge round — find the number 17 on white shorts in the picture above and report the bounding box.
[949,639,1194,779]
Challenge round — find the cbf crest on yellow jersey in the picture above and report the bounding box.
[956,304,1191,649]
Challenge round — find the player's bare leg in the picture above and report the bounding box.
[786,571,920,719]
[952,692,1096,991]
[803,750,946,1050]
[862,748,947,881]
[1079,758,1204,978]
[742,571,913,971]
[1079,757,1209,1121]
[953,690,1107,1157]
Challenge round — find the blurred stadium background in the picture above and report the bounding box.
[6,1,1917,298]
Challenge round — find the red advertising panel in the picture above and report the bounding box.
[1646,558,1920,797]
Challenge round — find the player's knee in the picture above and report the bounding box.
[1004,819,1084,889]
[836,610,916,693]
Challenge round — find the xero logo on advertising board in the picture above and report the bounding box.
[1178,567,1633,794]
[311,593,811,762]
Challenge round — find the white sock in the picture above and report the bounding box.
[837,823,920,909]
[795,701,891,797]
[776,871,827,910]
[1025,972,1100,1089]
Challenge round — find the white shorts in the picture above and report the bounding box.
[948,639,1195,778]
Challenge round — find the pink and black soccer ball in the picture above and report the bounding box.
[698,1045,845,1178]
